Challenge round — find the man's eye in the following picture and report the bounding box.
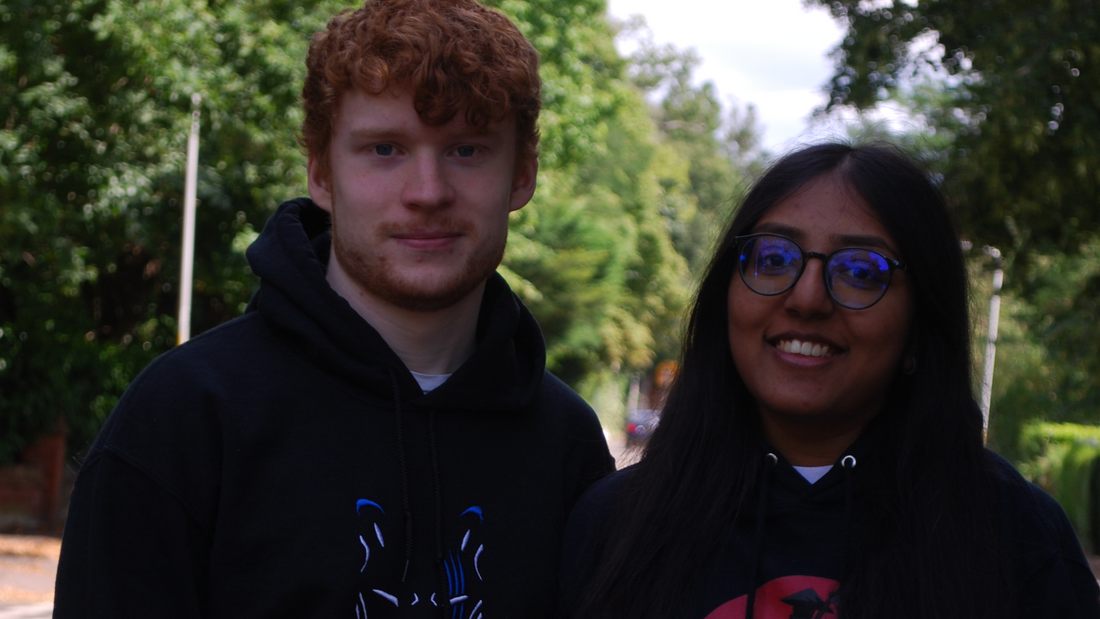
[455,145,477,158]
[373,144,395,156]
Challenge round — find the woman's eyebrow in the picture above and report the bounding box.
[752,223,898,253]
[752,222,803,239]
[832,233,895,252]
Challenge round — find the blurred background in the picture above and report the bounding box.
[1,0,1098,590]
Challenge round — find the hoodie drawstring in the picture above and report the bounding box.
[388,369,415,583]
[429,410,450,618]
[840,455,856,518]
[746,452,778,619]
[388,371,450,615]
[840,454,857,595]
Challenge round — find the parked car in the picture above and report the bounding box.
[625,408,660,448]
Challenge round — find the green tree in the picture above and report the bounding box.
[619,21,762,274]
[0,0,348,460]
[983,242,1100,461]
[810,0,1100,257]
[496,6,695,427]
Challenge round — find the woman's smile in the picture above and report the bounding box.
[770,338,836,358]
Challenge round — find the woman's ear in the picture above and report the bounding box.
[901,322,920,375]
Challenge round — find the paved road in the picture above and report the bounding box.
[0,535,56,617]
[0,603,52,618]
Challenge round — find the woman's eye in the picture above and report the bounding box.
[757,251,797,272]
[839,260,872,278]
[455,145,478,158]
[833,251,890,284]
[762,254,787,267]
[849,266,873,280]
[834,261,888,288]
[373,144,395,156]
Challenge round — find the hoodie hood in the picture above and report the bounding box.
[245,197,546,412]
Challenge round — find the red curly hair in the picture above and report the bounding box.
[301,0,542,179]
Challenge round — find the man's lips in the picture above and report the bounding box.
[392,231,462,249]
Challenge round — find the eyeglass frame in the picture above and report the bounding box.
[732,233,907,310]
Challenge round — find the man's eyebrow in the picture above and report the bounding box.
[345,127,404,140]
[343,125,499,141]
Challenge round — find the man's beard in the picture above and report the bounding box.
[330,210,504,313]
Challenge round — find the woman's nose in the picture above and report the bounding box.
[783,258,835,318]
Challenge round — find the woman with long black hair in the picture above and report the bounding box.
[561,143,1100,619]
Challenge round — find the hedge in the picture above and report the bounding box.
[1017,422,1100,554]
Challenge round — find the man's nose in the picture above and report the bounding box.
[402,153,456,209]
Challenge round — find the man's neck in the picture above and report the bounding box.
[325,249,482,375]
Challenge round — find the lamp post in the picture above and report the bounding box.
[177,93,201,345]
[979,246,1004,436]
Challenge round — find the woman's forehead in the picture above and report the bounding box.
[751,175,900,255]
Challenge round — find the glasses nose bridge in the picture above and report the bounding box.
[792,248,834,296]
[801,249,831,265]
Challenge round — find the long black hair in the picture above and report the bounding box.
[575,143,1007,618]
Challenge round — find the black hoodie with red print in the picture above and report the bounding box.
[561,439,1100,619]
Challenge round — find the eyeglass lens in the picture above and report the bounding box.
[739,235,893,309]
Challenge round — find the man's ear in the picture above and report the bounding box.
[307,156,334,212]
[508,156,538,213]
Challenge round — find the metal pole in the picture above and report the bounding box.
[979,247,1004,435]
[177,93,201,345]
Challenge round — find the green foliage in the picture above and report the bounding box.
[618,21,762,273]
[0,0,341,460]
[1017,422,1100,550]
[500,16,696,403]
[505,118,691,387]
[500,15,765,422]
[809,0,1100,258]
[984,240,1100,460]
[488,0,624,171]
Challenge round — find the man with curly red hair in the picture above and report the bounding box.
[54,1,614,616]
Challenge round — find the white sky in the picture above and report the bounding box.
[605,0,850,154]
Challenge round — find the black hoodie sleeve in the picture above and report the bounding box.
[54,337,228,618]
[559,469,631,616]
[53,453,210,618]
[1017,482,1100,617]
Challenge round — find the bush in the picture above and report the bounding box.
[1017,422,1100,553]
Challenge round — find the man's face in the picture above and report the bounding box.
[308,88,537,312]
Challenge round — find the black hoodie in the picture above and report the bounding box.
[55,198,615,618]
[561,442,1100,618]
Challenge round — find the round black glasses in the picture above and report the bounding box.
[734,233,906,310]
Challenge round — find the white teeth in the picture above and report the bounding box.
[778,339,832,357]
